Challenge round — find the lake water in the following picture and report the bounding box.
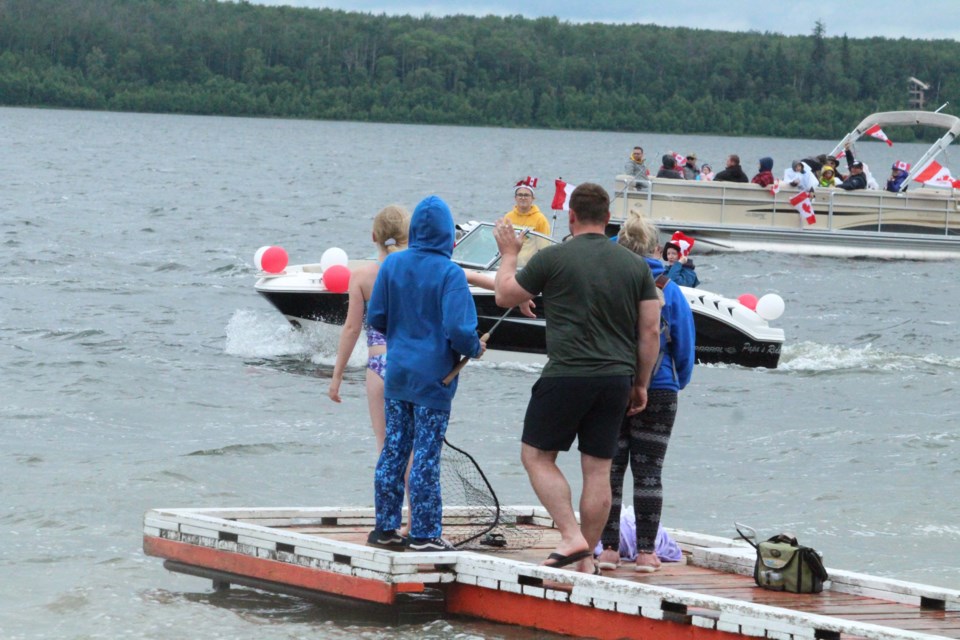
[1,106,958,639]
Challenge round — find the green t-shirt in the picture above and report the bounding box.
[515,233,657,377]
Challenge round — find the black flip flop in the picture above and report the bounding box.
[543,548,592,569]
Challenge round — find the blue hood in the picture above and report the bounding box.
[759,157,773,172]
[645,256,665,276]
[409,195,455,257]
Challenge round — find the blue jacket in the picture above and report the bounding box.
[648,258,695,391]
[886,169,908,193]
[368,196,482,411]
[665,260,700,287]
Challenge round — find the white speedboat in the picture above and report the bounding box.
[610,110,960,260]
[255,223,785,368]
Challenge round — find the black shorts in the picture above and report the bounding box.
[522,375,633,459]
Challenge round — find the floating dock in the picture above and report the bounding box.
[143,505,960,639]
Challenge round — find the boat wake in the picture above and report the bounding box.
[779,341,960,373]
[224,309,336,359]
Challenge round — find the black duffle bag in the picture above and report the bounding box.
[735,524,829,594]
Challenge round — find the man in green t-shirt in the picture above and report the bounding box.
[493,183,661,574]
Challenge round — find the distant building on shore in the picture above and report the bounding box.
[908,77,930,110]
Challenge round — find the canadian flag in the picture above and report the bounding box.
[914,160,958,188]
[551,179,577,210]
[673,153,687,169]
[516,176,538,189]
[790,191,816,225]
[768,180,781,197]
[865,124,893,147]
[894,161,911,172]
[669,230,695,256]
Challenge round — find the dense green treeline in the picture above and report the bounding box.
[0,0,957,138]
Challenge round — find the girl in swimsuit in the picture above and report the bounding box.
[328,205,410,453]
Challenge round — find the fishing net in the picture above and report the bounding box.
[439,438,542,551]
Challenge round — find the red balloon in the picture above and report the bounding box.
[256,245,288,273]
[322,264,351,293]
[737,293,758,311]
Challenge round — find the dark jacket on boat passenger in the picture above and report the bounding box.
[656,155,684,179]
[713,164,749,183]
[839,149,867,191]
[886,168,909,193]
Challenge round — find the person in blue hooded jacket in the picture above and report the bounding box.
[597,214,696,573]
[366,195,485,552]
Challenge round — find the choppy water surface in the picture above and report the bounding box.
[1,106,958,639]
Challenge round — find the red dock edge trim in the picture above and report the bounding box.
[446,583,744,640]
[143,536,424,605]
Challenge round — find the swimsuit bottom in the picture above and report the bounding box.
[367,353,387,380]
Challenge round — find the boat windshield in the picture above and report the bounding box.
[452,223,556,270]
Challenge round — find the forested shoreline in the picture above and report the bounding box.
[0,0,956,139]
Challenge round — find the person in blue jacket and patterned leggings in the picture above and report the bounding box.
[597,214,696,573]
[366,195,485,552]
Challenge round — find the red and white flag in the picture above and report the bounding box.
[516,176,538,189]
[551,179,577,210]
[865,124,893,146]
[914,160,957,188]
[669,230,695,256]
[790,191,816,225]
[674,153,687,168]
[894,160,911,172]
[768,180,781,197]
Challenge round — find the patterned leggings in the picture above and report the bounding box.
[374,399,450,539]
[600,389,678,553]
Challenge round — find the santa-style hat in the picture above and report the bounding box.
[514,176,539,194]
[662,230,695,258]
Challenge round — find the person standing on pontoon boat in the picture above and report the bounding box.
[819,165,841,188]
[493,183,661,575]
[712,154,749,183]
[751,157,775,188]
[783,160,818,192]
[504,179,551,236]
[656,155,684,179]
[682,153,699,180]
[366,195,485,553]
[839,144,868,191]
[887,163,910,193]
[597,214,695,574]
[624,146,651,190]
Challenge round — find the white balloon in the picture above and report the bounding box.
[756,293,785,321]
[253,245,270,270]
[320,247,349,271]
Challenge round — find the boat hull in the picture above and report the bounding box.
[256,281,782,369]
[611,178,960,259]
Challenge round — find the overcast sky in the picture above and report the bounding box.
[247,0,959,40]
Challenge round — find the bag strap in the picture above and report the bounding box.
[800,547,830,582]
[768,533,799,546]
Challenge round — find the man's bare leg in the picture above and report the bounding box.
[574,452,614,573]
[521,443,589,559]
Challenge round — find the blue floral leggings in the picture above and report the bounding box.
[374,399,450,539]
